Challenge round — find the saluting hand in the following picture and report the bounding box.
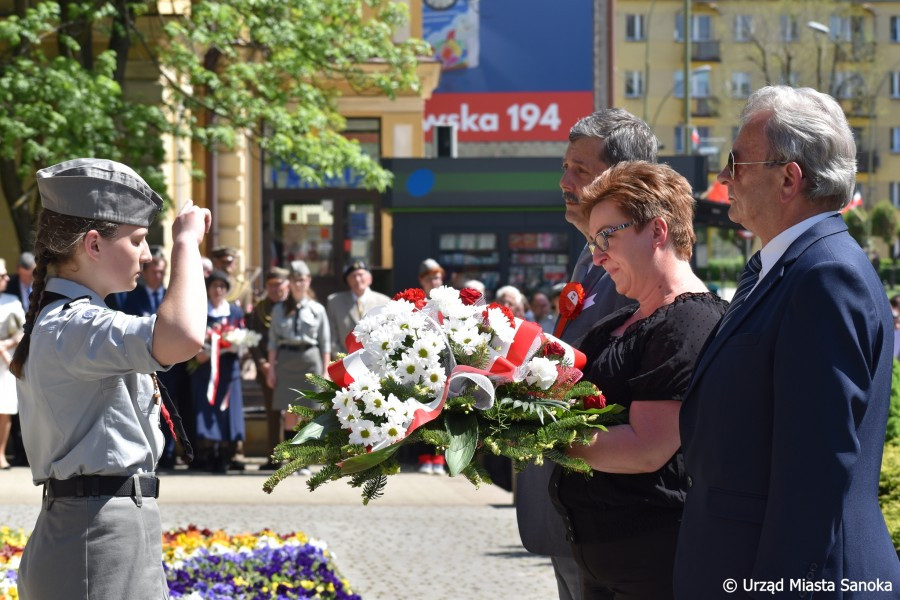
[172,200,211,246]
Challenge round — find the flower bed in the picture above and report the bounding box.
[0,525,360,600]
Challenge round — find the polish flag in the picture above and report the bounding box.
[841,190,863,214]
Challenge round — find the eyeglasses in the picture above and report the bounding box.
[588,222,634,254]
[725,150,789,179]
[0,273,8,278]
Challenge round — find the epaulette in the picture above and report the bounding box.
[62,296,92,310]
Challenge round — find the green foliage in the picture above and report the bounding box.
[879,444,900,556]
[888,360,900,445]
[0,0,428,248]
[870,202,899,246]
[843,208,869,248]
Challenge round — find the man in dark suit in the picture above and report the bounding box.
[120,247,167,317]
[6,251,34,311]
[515,109,655,600]
[675,86,900,598]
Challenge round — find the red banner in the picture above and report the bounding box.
[424,91,594,143]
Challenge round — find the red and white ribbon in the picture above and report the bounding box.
[206,329,221,407]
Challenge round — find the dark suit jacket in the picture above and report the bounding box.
[515,247,635,557]
[6,275,29,309]
[119,285,165,317]
[676,215,900,599]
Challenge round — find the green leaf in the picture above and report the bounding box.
[288,411,340,445]
[444,412,478,477]
[340,441,403,474]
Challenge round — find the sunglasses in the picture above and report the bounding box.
[588,222,633,254]
[725,150,789,179]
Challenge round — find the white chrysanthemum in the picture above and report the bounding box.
[486,306,516,343]
[379,420,408,445]
[382,393,408,419]
[451,327,483,355]
[396,352,426,384]
[423,366,447,394]
[352,313,382,344]
[403,398,423,420]
[382,299,417,317]
[426,285,464,314]
[363,390,389,417]
[411,338,441,363]
[332,388,356,411]
[348,419,382,446]
[525,356,558,390]
[365,328,404,355]
[443,302,479,321]
[335,401,362,425]
[348,372,381,399]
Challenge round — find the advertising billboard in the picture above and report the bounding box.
[423,0,594,143]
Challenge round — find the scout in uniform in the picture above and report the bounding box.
[10,158,210,600]
[266,260,330,451]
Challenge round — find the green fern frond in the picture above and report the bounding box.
[307,463,342,491]
[306,373,339,391]
[461,462,493,487]
[542,448,593,474]
[286,405,317,420]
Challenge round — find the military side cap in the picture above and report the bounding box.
[264,266,290,281]
[290,260,311,278]
[211,246,238,259]
[36,158,163,227]
[342,259,370,279]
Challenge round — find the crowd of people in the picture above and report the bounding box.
[3,86,900,600]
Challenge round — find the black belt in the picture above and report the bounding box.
[47,475,160,499]
[279,344,315,351]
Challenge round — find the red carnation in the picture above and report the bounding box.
[542,341,566,358]
[483,302,516,328]
[459,287,482,306]
[393,288,427,310]
[583,394,607,410]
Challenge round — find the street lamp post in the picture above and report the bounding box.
[683,0,692,154]
[807,21,832,94]
[650,65,711,142]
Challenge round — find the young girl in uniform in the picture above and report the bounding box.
[10,158,210,600]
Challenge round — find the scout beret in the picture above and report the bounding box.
[342,259,370,280]
[418,258,444,278]
[205,269,232,291]
[36,158,163,227]
[289,260,311,278]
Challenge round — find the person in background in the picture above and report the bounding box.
[675,86,900,597]
[119,248,191,469]
[0,258,25,470]
[551,161,726,600]
[415,258,447,474]
[461,279,485,296]
[190,269,246,473]
[267,260,330,476]
[529,291,555,333]
[495,284,526,319]
[418,258,445,296]
[247,266,290,471]
[890,295,900,359]
[210,246,251,309]
[12,158,209,599]
[326,260,389,356]
[516,108,657,600]
[201,256,213,278]
[7,251,35,311]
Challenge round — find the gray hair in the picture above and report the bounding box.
[495,285,524,306]
[741,86,856,209]
[569,109,658,165]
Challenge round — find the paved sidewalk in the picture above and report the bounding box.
[0,465,558,600]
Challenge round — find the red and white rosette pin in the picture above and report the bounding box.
[554,282,585,338]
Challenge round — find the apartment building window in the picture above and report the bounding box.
[891,182,900,207]
[892,16,900,42]
[624,71,645,98]
[829,15,852,41]
[626,14,646,41]
[735,15,754,42]
[674,69,711,98]
[833,72,864,99]
[778,71,799,87]
[780,15,798,42]
[891,72,900,98]
[892,128,900,153]
[674,125,710,155]
[731,72,752,98]
[675,14,712,42]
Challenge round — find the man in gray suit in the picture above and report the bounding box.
[326,260,390,355]
[515,109,658,600]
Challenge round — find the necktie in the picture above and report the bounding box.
[356,298,363,319]
[718,251,762,333]
[571,245,593,283]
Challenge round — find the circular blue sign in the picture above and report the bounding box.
[406,168,436,198]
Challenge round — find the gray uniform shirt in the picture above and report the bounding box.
[17,277,167,484]
[268,298,330,352]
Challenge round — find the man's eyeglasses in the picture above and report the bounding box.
[588,222,633,254]
[725,150,788,179]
